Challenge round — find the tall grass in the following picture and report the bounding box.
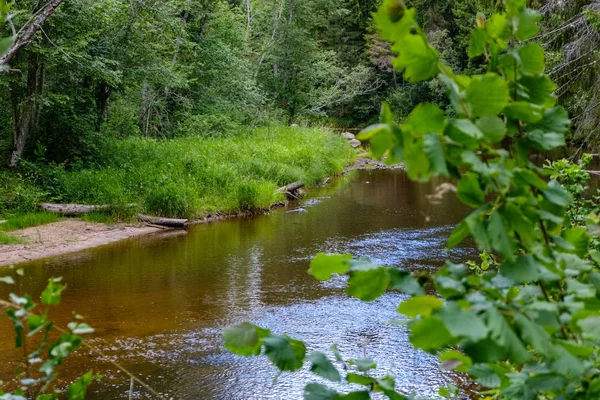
[0,212,60,231]
[34,126,356,218]
[0,232,27,245]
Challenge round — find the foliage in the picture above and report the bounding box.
[0,274,97,399]
[223,1,600,398]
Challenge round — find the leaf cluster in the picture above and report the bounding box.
[223,0,600,398]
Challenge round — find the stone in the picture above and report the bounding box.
[349,139,361,148]
[341,132,355,140]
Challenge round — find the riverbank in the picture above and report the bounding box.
[1,126,355,220]
[0,220,162,267]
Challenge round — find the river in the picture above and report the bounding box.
[1,169,479,399]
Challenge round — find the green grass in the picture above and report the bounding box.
[79,212,116,225]
[3,126,356,219]
[0,212,60,231]
[0,231,27,244]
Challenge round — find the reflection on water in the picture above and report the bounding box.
[0,169,478,399]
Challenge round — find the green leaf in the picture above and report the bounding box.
[518,43,544,76]
[541,180,572,207]
[223,322,269,356]
[466,74,510,117]
[439,303,488,342]
[486,13,509,39]
[525,130,565,151]
[468,364,501,388]
[41,279,66,305]
[487,212,514,261]
[528,106,570,134]
[423,133,448,176]
[526,374,567,391]
[465,210,491,251]
[67,370,94,400]
[264,334,306,372]
[515,314,559,357]
[307,352,341,382]
[447,220,470,249]
[504,202,537,242]
[369,128,397,159]
[520,75,557,107]
[304,383,338,400]
[380,101,394,124]
[409,317,452,352]
[346,373,375,385]
[309,253,352,281]
[347,263,390,301]
[578,316,600,340]
[337,392,371,400]
[404,103,445,135]
[457,173,484,208]
[356,123,388,141]
[397,295,443,318]
[387,268,424,295]
[392,30,440,83]
[439,350,473,373]
[468,28,486,58]
[476,116,506,144]
[451,119,484,139]
[515,7,541,41]
[504,102,543,123]
[485,308,529,364]
[351,357,377,372]
[513,169,548,189]
[561,227,589,258]
[499,255,539,283]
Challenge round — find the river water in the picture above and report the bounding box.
[0,169,479,399]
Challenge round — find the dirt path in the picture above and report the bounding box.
[0,220,162,267]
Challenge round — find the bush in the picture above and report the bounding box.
[144,184,199,218]
[0,171,46,216]
[176,114,242,138]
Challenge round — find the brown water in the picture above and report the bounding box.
[0,169,478,399]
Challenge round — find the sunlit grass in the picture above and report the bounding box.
[0,231,27,244]
[45,126,356,218]
[0,212,59,231]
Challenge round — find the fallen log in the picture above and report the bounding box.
[277,181,305,200]
[41,203,110,216]
[138,214,188,228]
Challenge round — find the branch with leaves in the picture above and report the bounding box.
[223,0,600,398]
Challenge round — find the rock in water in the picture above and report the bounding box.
[349,139,361,148]
[341,132,355,140]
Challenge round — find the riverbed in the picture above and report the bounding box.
[0,169,478,399]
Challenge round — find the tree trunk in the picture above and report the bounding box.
[9,52,39,168]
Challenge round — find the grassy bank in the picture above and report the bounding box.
[1,126,356,220]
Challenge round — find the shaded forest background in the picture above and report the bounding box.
[1,0,600,169]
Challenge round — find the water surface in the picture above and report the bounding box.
[0,169,477,399]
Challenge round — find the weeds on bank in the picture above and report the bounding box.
[0,232,27,244]
[38,126,355,218]
[0,212,59,231]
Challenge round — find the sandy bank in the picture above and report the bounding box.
[0,220,162,267]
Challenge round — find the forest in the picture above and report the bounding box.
[4,0,600,399]
[0,0,600,219]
